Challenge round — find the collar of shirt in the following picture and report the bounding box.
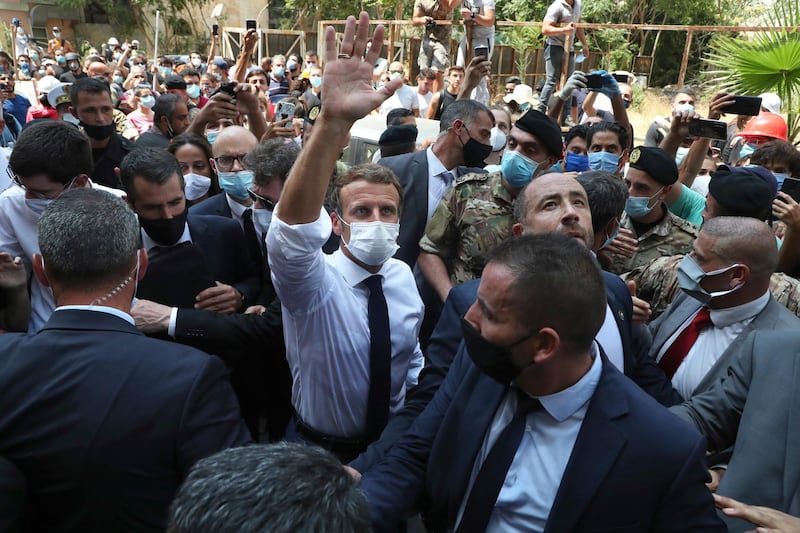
[226,193,251,224]
[330,248,389,288]
[708,289,770,328]
[534,342,602,422]
[140,222,192,252]
[425,145,453,180]
[55,305,135,326]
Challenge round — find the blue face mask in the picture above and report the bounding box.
[218,170,254,201]
[588,151,620,173]
[186,83,201,99]
[500,149,541,188]
[564,152,589,172]
[206,129,220,145]
[739,143,756,159]
[600,222,620,250]
[774,172,789,189]
[273,66,285,77]
[625,187,663,219]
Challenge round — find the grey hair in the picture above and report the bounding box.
[168,443,371,533]
[244,139,300,187]
[37,188,140,290]
[439,98,493,132]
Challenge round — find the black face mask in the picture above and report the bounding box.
[461,318,536,385]
[79,121,115,140]
[460,127,493,168]
[140,207,188,246]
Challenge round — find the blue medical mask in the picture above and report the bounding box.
[218,170,254,201]
[273,66,285,77]
[186,83,201,99]
[500,149,541,188]
[253,208,273,235]
[624,187,663,218]
[600,222,620,250]
[310,76,322,89]
[774,172,789,189]
[564,152,589,172]
[205,129,220,145]
[139,95,155,108]
[675,103,695,114]
[588,151,620,173]
[159,66,173,76]
[739,143,756,159]
[287,59,297,71]
[677,255,744,305]
[56,56,66,65]
[112,75,123,85]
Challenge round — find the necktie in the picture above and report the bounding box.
[363,275,392,441]
[440,170,455,186]
[242,209,265,269]
[456,391,543,533]
[659,308,713,379]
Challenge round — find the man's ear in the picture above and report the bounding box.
[531,327,560,364]
[74,174,90,188]
[511,222,524,236]
[617,149,629,173]
[330,210,343,236]
[32,253,49,287]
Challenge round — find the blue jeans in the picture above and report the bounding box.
[539,44,575,115]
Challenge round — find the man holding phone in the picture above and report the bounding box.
[456,0,495,67]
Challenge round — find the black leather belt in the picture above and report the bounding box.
[294,417,369,462]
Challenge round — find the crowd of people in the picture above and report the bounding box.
[1,6,800,533]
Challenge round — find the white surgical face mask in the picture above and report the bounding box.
[183,173,211,201]
[340,217,400,266]
[26,198,52,216]
[63,113,80,125]
[253,208,273,235]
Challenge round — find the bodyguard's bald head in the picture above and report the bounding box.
[212,126,258,157]
[701,216,778,280]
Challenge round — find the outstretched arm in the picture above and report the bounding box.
[277,13,401,225]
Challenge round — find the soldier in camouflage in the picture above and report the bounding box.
[417,109,563,301]
[607,146,699,275]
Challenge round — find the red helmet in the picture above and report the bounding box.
[740,112,788,142]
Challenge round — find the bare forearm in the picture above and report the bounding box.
[418,252,453,302]
[278,118,350,224]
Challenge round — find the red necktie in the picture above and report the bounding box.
[659,308,713,379]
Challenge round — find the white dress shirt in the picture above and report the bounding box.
[0,182,124,332]
[225,193,249,227]
[56,305,135,325]
[425,146,456,221]
[456,345,603,532]
[658,291,770,399]
[596,303,624,372]
[266,206,425,438]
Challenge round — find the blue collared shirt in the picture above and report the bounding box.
[456,344,603,532]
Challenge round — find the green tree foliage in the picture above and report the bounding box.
[706,0,800,142]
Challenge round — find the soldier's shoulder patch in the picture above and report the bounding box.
[672,214,700,236]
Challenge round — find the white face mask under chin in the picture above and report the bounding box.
[340,217,400,266]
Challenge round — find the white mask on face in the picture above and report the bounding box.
[253,208,273,235]
[183,173,212,201]
[340,217,400,266]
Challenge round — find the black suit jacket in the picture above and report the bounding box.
[360,347,724,532]
[190,192,232,219]
[351,272,678,472]
[0,309,251,532]
[379,150,485,268]
[191,195,275,304]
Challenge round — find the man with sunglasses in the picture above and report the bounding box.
[0,120,124,332]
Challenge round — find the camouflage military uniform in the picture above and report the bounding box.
[419,170,515,284]
[624,254,800,320]
[607,207,699,276]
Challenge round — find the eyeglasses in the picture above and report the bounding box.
[247,189,276,211]
[214,154,248,171]
[8,167,77,199]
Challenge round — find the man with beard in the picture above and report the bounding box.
[70,77,136,189]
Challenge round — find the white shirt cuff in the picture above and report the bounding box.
[168,307,178,338]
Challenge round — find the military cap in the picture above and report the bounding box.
[628,146,678,185]
[709,165,776,218]
[513,109,563,159]
[379,124,418,147]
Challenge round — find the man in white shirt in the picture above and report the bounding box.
[0,120,122,332]
[378,61,420,117]
[414,68,436,118]
[266,14,424,462]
